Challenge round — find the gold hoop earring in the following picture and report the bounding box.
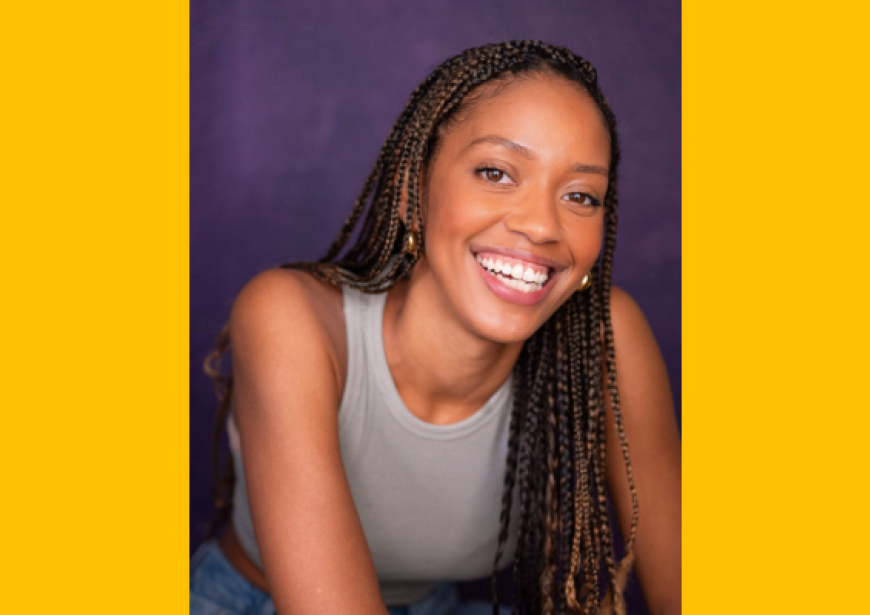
[577,272,592,291]
[404,229,419,255]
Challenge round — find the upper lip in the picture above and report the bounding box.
[469,245,566,272]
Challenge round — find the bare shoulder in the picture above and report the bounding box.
[604,283,679,447]
[604,285,677,431]
[231,268,344,339]
[230,268,347,397]
[608,285,654,345]
[604,285,681,613]
[606,285,669,387]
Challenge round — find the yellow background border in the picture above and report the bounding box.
[683,1,869,612]
[2,2,188,610]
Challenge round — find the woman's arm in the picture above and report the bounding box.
[605,286,682,614]
[229,269,389,614]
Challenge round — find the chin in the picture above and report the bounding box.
[466,310,544,345]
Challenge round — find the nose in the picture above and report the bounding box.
[503,187,561,245]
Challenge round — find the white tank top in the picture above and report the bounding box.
[228,286,518,605]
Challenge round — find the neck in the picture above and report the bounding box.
[383,258,521,424]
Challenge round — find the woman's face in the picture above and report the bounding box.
[419,74,611,344]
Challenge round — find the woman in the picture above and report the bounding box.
[192,41,681,615]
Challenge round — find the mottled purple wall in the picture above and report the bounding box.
[191,0,680,608]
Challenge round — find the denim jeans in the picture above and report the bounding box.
[190,539,511,615]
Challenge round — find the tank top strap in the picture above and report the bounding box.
[337,286,387,441]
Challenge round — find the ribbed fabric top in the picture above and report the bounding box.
[229,286,518,605]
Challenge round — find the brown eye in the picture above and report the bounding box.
[476,167,512,184]
[564,192,601,207]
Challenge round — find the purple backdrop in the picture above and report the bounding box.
[191,1,680,609]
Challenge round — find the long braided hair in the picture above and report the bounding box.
[204,40,638,615]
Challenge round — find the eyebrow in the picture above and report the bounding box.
[461,134,609,177]
[463,135,535,159]
[569,163,609,177]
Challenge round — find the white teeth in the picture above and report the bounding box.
[475,253,549,291]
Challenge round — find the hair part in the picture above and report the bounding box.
[206,40,637,615]
[428,58,609,167]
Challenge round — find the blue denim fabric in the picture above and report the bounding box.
[190,539,511,615]
[190,539,275,615]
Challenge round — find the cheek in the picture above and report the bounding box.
[424,183,487,245]
[566,217,605,264]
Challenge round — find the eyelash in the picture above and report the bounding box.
[564,192,601,207]
[474,166,602,207]
[475,166,513,185]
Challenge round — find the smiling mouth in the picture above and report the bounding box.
[474,253,553,293]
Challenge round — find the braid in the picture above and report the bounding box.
[491,344,530,609]
[597,189,637,615]
[202,323,234,539]
[204,40,639,614]
[541,360,558,615]
[565,295,598,614]
[514,320,551,612]
[554,317,576,615]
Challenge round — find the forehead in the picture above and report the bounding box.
[439,75,610,161]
